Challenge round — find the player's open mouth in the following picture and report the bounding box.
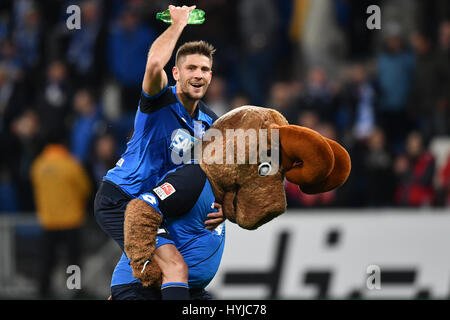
[190,83,203,88]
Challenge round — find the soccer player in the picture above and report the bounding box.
[94,5,224,300]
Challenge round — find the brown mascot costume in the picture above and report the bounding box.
[124,106,351,288]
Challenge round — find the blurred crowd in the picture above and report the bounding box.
[0,0,449,216]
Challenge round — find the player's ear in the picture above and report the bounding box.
[172,66,179,81]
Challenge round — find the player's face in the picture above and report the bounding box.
[173,54,212,100]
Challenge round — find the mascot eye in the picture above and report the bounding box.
[258,162,272,177]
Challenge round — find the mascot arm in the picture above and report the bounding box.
[124,198,163,287]
[124,165,208,287]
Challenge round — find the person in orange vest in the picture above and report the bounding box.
[30,129,91,298]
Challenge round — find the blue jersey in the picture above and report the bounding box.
[111,165,225,289]
[104,85,218,197]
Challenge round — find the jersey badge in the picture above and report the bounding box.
[153,182,176,200]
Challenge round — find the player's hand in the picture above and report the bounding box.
[205,202,225,231]
[168,5,196,27]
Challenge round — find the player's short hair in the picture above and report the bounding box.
[175,41,216,67]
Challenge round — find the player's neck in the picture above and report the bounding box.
[176,86,199,117]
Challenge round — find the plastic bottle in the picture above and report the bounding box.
[156,9,205,25]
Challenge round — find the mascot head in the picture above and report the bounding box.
[199,106,351,230]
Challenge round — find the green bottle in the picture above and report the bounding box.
[156,9,205,25]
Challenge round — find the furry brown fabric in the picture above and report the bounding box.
[277,125,334,186]
[300,137,351,194]
[124,199,162,287]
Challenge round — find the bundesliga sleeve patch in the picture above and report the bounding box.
[153,182,176,200]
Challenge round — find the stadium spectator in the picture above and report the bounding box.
[13,3,41,72]
[296,109,320,132]
[235,0,280,105]
[37,60,73,136]
[70,88,103,165]
[230,92,250,110]
[88,132,117,188]
[362,127,395,206]
[9,109,41,211]
[409,32,436,131]
[337,63,376,141]
[30,129,91,298]
[376,22,415,149]
[0,63,25,135]
[432,20,450,136]
[394,131,436,207]
[267,81,298,124]
[204,75,229,117]
[107,4,157,113]
[0,39,23,82]
[436,153,450,207]
[66,0,106,90]
[297,67,336,123]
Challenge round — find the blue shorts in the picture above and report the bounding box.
[155,228,175,248]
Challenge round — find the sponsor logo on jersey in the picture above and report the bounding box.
[169,129,198,157]
[140,193,158,206]
[153,182,176,200]
[116,158,124,167]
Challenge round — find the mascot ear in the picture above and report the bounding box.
[276,125,334,186]
[299,137,351,194]
[276,125,351,194]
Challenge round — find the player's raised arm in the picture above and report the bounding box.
[142,5,195,96]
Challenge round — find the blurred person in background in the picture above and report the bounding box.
[9,109,41,212]
[436,153,450,207]
[106,3,157,154]
[107,4,157,114]
[0,63,25,135]
[267,81,298,124]
[70,88,103,165]
[12,3,41,72]
[409,31,438,139]
[66,0,106,91]
[297,67,336,123]
[394,131,436,207]
[296,109,320,132]
[432,20,450,136]
[37,60,73,136]
[230,92,250,110]
[0,39,23,82]
[333,0,380,60]
[88,132,117,188]
[338,63,376,141]
[362,127,395,207]
[11,1,43,102]
[376,22,415,150]
[235,0,279,106]
[204,75,229,117]
[31,128,91,298]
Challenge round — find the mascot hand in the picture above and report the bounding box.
[124,199,162,287]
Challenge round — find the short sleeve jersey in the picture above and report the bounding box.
[104,86,218,197]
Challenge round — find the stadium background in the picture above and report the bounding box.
[0,0,449,299]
